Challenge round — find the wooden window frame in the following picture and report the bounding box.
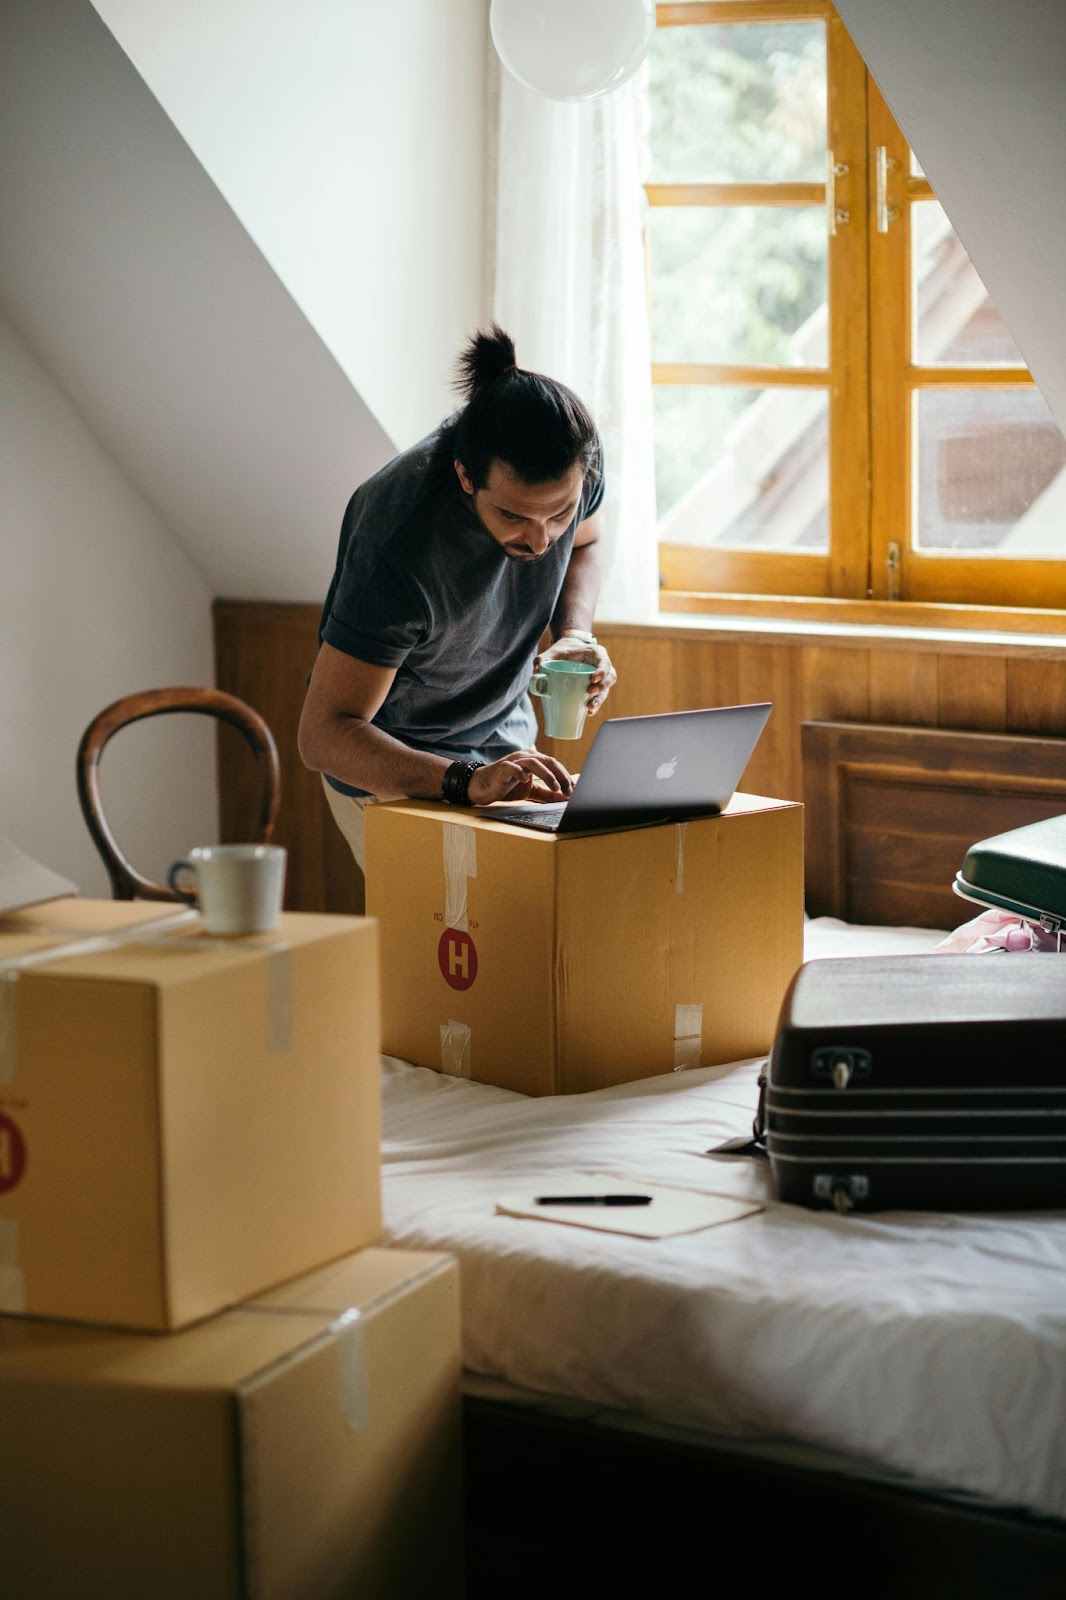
[651,1,1066,629]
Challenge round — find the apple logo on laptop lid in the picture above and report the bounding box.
[656,756,679,781]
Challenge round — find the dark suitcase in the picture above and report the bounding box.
[954,813,1066,938]
[763,955,1066,1213]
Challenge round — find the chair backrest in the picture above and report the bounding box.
[76,686,281,900]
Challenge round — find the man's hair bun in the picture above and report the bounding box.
[454,323,517,400]
[436,322,599,493]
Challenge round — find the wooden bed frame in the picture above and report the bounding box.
[463,1399,1066,1599]
[802,720,1066,929]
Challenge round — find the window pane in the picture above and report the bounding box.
[914,388,1066,553]
[649,207,828,365]
[648,22,826,183]
[655,386,829,552]
[913,201,1027,366]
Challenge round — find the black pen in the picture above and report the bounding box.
[535,1194,653,1207]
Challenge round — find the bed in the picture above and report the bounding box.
[379,942,1066,1593]
[372,721,1066,1595]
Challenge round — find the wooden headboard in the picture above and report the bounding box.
[802,721,1066,929]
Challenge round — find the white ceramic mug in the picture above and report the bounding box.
[166,844,286,936]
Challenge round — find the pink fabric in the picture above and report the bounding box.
[934,905,1064,954]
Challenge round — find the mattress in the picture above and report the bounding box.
[379,918,1066,1520]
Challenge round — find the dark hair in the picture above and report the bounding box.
[433,323,599,492]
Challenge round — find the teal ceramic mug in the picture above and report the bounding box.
[529,661,596,740]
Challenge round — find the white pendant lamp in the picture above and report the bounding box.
[490,0,655,102]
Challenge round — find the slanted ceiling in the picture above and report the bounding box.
[0,0,394,602]
[835,0,1066,435]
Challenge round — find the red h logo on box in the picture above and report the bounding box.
[438,927,478,991]
[0,1112,27,1194]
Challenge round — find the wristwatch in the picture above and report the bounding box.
[561,629,597,646]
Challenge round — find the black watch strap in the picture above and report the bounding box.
[441,759,485,806]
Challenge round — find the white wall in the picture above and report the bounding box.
[0,0,396,606]
[94,0,491,450]
[0,0,490,886]
[835,0,1066,433]
[0,313,217,897]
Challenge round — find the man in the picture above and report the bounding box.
[298,324,617,877]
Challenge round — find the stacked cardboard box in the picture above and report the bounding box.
[0,893,463,1598]
[366,792,804,1095]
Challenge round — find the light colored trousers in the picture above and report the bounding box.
[321,775,374,873]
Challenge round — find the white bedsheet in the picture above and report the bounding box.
[379,919,1066,1519]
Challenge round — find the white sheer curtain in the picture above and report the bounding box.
[488,53,659,620]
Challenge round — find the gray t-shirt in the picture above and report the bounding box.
[318,428,604,796]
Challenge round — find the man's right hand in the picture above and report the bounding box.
[468,749,574,806]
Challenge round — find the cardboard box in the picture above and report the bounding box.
[366,794,804,1095]
[0,899,382,1329]
[0,1247,463,1600]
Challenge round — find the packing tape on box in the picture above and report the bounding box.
[266,946,293,1053]
[331,1307,369,1430]
[0,1217,26,1313]
[674,1002,703,1071]
[443,823,477,932]
[167,931,293,1053]
[1,907,198,949]
[0,909,299,1081]
[440,1019,472,1078]
[675,822,687,895]
[236,1308,369,1438]
[0,910,194,1084]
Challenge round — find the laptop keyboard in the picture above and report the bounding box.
[478,803,567,831]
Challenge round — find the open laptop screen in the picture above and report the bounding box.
[478,702,772,835]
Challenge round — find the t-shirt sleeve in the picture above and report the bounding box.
[580,436,606,521]
[322,552,429,668]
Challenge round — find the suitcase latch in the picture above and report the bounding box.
[811,1046,872,1089]
[814,1174,870,1213]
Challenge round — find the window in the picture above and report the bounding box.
[647,1,1066,615]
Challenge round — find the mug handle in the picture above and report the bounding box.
[529,673,549,698]
[166,860,198,903]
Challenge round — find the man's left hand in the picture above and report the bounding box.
[535,636,617,717]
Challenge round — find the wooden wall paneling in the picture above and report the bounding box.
[803,721,1066,928]
[800,721,846,916]
[867,649,939,725]
[611,632,677,712]
[214,603,1066,917]
[1005,658,1066,735]
[669,636,742,714]
[936,653,1006,731]
[737,642,803,800]
[213,601,362,914]
[800,645,870,723]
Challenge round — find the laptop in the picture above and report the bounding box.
[476,702,772,835]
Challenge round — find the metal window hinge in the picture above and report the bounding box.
[826,150,850,235]
[886,540,902,601]
[876,147,900,233]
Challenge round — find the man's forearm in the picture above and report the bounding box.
[551,538,602,639]
[305,713,451,801]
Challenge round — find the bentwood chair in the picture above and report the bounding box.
[76,686,281,900]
